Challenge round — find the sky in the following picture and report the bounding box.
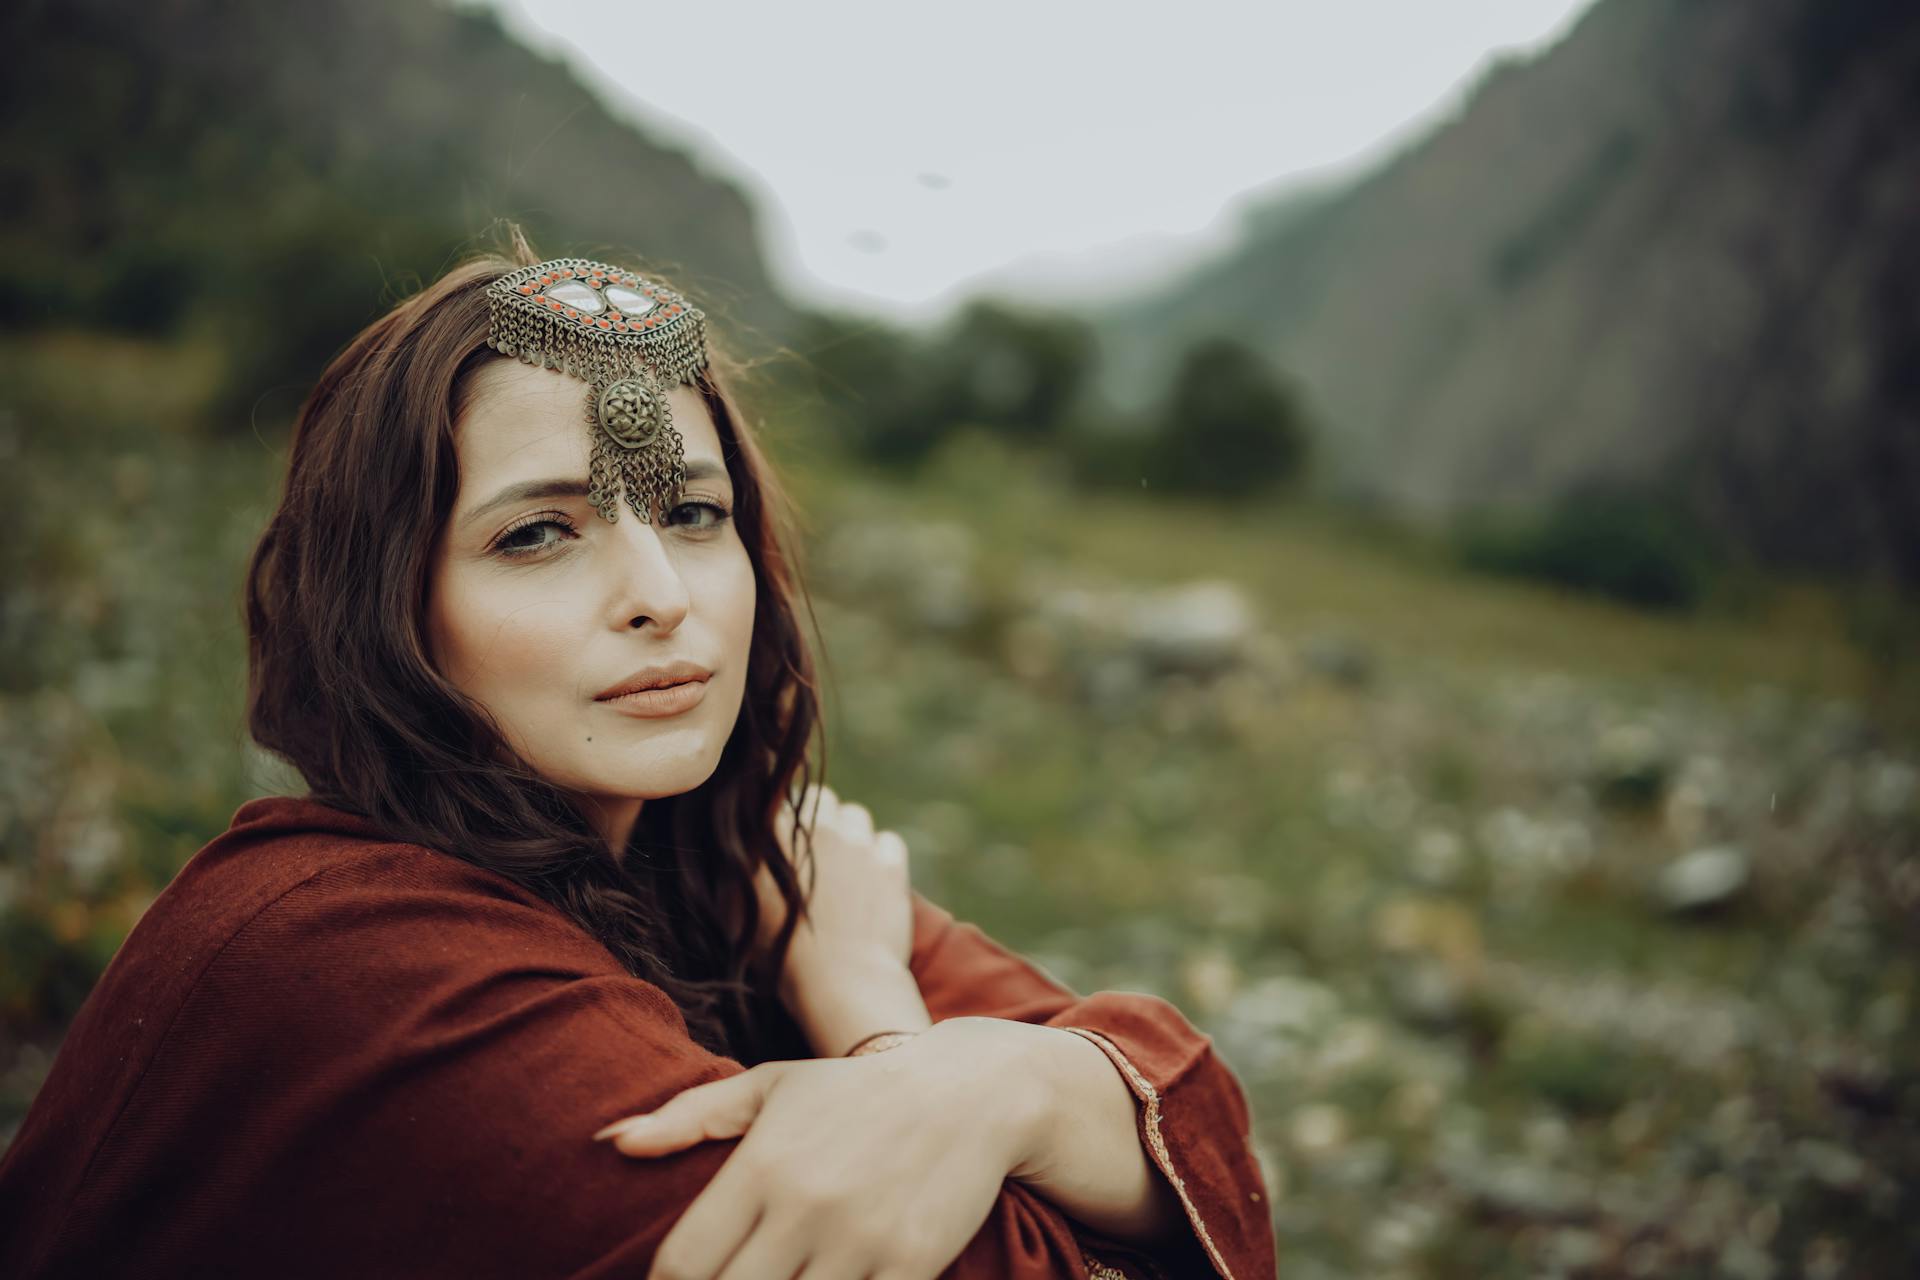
[486,0,1598,323]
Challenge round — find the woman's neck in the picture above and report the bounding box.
[578,794,643,860]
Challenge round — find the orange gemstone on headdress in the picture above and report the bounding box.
[561,268,575,277]
[517,285,533,295]
[596,319,611,329]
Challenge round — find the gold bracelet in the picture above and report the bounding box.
[843,1029,920,1057]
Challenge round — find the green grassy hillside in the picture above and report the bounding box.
[4,328,1914,1275]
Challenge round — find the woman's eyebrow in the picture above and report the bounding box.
[680,459,728,485]
[462,460,729,529]
[462,478,591,529]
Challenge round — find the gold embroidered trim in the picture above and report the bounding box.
[1080,1248,1134,1280]
[1059,1025,1237,1280]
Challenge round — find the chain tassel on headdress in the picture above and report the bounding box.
[483,257,711,524]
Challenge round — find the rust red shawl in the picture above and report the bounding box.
[0,796,1276,1278]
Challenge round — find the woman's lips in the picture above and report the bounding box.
[596,678,709,719]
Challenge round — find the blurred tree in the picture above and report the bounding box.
[1140,336,1310,497]
[1454,489,1716,612]
[791,300,1098,470]
[1059,417,1155,493]
[923,300,1096,442]
[788,311,943,468]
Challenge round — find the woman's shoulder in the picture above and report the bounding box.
[0,797,717,1278]
[174,791,535,904]
[69,793,632,1074]
[57,795,626,1044]
[140,792,618,983]
[7,794,673,1197]
[158,793,556,923]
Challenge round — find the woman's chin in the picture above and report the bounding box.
[571,749,720,801]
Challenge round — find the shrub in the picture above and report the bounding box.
[1454,495,1714,611]
[1139,336,1310,498]
[920,299,1096,441]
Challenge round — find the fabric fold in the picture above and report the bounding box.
[0,797,1192,1279]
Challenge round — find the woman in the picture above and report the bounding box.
[0,235,1277,1279]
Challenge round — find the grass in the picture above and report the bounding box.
[773,426,1894,719]
[4,335,1916,1276]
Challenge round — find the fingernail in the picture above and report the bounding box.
[594,1114,653,1141]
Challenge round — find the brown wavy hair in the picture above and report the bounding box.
[243,232,825,1062]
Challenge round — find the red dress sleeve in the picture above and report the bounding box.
[1,846,1123,1279]
[909,890,1279,1280]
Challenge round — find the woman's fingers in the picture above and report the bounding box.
[778,782,842,855]
[645,1174,764,1280]
[767,782,915,972]
[836,801,874,842]
[787,780,836,819]
[873,829,908,868]
[790,1253,871,1280]
[597,1067,776,1155]
[710,1209,861,1280]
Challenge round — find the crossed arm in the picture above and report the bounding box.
[900,890,1275,1279]
[766,901,1192,1251]
[601,888,1270,1278]
[184,856,1271,1278]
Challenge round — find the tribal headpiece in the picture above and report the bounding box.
[483,256,711,524]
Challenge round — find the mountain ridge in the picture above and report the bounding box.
[1095,0,1920,582]
[3,0,799,419]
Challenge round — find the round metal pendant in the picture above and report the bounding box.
[597,374,666,449]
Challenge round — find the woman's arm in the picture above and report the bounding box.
[909,889,1279,1280]
[758,783,934,1057]
[766,935,1187,1249]
[778,944,932,1057]
[137,850,1119,1279]
[1021,1023,1195,1245]
[597,1016,1079,1280]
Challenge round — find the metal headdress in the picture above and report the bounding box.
[483,257,710,524]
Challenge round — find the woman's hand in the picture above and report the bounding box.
[755,782,930,1057]
[595,1017,1054,1280]
[755,781,915,982]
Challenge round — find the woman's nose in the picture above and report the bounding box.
[607,511,690,633]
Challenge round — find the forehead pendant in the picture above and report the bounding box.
[482,257,711,524]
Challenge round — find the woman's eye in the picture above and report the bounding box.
[665,498,732,532]
[493,518,576,558]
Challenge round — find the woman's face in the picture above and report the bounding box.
[427,357,756,844]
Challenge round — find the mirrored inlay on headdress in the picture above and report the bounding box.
[603,284,656,317]
[546,280,604,314]
[483,257,711,524]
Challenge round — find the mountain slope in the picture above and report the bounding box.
[2,0,797,418]
[1097,0,1920,581]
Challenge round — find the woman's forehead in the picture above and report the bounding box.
[457,359,721,482]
